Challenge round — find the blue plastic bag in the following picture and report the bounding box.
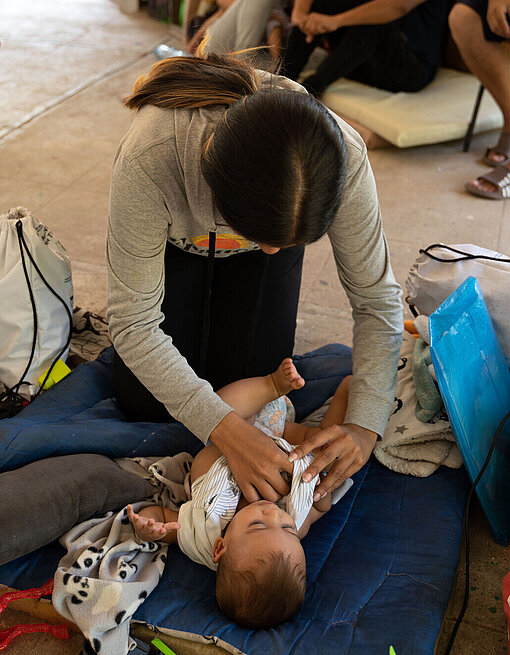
[429,276,510,545]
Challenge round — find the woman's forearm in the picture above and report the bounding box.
[331,0,424,28]
[292,0,314,23]
[293,0,314,14]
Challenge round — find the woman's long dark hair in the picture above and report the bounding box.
[125,51,348,247]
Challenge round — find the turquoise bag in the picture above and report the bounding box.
[429,276,510,545]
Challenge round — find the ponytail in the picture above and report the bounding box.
[124,51,261,110]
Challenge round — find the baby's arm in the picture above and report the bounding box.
[320,375,352,429]
[297,494,332,539]
[288,377,354,538]
[267,24,283,59]
[283,425,333,540]
[127,504,180,544]
[283,375,353,443]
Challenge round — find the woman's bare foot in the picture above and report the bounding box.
[127,504,180,542]
[469,161,510,194]
[485,131,510,165]
[486,149,508,165]
[271,358,305,397]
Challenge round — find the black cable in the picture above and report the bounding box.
[1,221,41,416]
[406,300,418,317]
[420,244,510,264]
[11,222,39,392]
[199,231,216,378]
[443,409,510,655]
[4,220,73,414]
[17,221,73,399]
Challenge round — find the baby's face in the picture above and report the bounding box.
[224,500,305,568]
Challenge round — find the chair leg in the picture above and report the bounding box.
[172,0,181,23]
[463,84,485,152]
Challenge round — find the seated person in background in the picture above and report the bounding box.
[281,0,450,97]
[186,0,236,54]
[449,0,510,199]
[267,1,295,59]
[187,0,294,59]
[128,359,353,628]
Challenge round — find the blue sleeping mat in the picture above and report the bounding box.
[0,348,469,654]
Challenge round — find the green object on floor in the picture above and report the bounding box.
[389,647,397,655]
[37,358,71,390]
[151,637,177,655]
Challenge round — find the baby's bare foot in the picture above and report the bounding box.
[271,358,305,396]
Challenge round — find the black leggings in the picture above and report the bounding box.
[114,243,304,421]
[282,0,435,96]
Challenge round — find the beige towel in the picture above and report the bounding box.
[374,331,462,477]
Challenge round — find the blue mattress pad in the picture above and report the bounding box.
[0,347,469,654]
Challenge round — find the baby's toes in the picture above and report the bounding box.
[281,357,294,371]
[291,375,305,390]
[282,362,297,379]
[282,362,304,387]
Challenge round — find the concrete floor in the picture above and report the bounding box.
[0,0,509,653]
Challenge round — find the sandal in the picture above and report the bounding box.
[466,164,510,199]
[483,132,510,167]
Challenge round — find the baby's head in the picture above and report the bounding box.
[212,500,306,629]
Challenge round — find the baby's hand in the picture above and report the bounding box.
[127,504,180,542]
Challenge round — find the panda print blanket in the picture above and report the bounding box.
[52,453,193,655]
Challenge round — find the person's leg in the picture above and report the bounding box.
[281,0,350,81]
[114,244,304,420]
[281,22,320,80]
[267,24,283,59]
[207,245,304,388]
[205,0,277,54]
[346,29,434,91]
[303,22,433,96]
[449,3,510,136]
[449,2,510,184]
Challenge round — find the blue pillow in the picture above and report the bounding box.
[0,454,156,565]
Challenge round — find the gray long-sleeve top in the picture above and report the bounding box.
[106,73,403,444]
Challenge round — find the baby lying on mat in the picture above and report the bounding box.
[128,360,352,629]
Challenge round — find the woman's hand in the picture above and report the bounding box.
[291,7,309,29]
[210,412,294,503]
[288,423,377,501]
[302,12,341,41]
[487,0,510,38]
